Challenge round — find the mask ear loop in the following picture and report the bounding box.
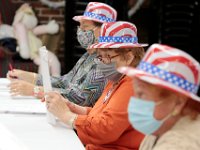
[155,100,176,122]
[92,26,98,31]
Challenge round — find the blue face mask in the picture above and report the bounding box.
[128,97,170,135]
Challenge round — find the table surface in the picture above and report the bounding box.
[0,78,85,150]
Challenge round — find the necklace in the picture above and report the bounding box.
[103,75,125,103]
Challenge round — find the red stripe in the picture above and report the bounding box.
[151,56,199,84]
[144,47,162,61]
[101,22,115,36]
[108,24,136,36]
[170,71,186,80]
[119,45,134,48]
[122,34,132,37]
[90,43,99,48]
[87,5,115,19]
[101,43,116,48]
[144,45,174,61]
[95,43,105,48]
[98,13,106,17]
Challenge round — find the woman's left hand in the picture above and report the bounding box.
[9,80,34,96]
[45,92,76,124]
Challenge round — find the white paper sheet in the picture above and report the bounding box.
[39,46,57,125]
[0,79,46,114]
[0,98,46,114]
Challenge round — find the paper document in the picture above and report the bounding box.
[0,98,46,114]
[39,46,57,125]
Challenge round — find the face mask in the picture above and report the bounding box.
[77,27,96,49]
[94,58,122,81]
[128,97,171,135]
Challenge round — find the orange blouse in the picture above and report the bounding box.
[75,76,144,150]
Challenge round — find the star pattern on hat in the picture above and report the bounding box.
[99,36,138,43]
[84,12,115,22]
[138,61,199,94]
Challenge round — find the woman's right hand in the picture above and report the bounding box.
[7,69,37,84]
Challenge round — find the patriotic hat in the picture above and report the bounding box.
[118,44,200,102]
[73,2,117,23]
[88,21,148,49]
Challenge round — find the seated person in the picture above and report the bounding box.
[45,21,146,150]
[119,44,200,150]
[7,2,117,106]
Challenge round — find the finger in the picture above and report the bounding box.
[46,103,49,109]
[9,85,18,92]
[9,82,19,89]
[40,97,45,102]
[8,70,19,79]
[45,95,52,103]
[66,100,74,107]
[6,71,12,79]
[11,91,20,96]
[10,87,18,93]
[47,92,60,98]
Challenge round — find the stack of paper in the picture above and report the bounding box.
[0,98,46,114]
[0,78,46,114]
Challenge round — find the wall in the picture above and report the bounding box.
[11,0,65,73]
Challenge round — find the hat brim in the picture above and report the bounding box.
[88,42,148,49]
[118,66,200,102]
[73,16,105,23]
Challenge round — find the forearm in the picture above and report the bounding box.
[58,87,98,107]
[35,75,61,86]
[75,113,129,145]
[61,112,78,129]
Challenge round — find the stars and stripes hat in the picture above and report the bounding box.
[118,44,200,102]
[73,2,117,23]
[88,21,148,49]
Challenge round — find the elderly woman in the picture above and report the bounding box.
[45,21,146,149]
[7,2,117,106]
[119,44,200,150]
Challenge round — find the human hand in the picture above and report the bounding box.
[7,69,37,84]
[8,80,34,96]
[45,92,77,125]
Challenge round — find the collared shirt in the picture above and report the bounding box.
[36,52,107,106]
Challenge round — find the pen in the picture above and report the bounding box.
[9,63,13,71]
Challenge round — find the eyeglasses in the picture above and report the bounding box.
[96,54,120,64]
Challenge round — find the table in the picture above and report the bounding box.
[0,78,85,150]
[0,114,84,150]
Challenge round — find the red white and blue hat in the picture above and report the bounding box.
[88,21,148,49]
[73,2,117,23]
[118,44,200,102]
